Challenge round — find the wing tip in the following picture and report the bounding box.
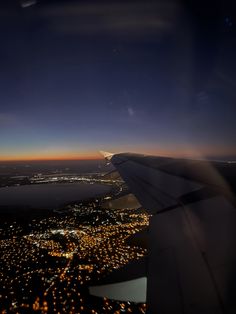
[99,151,114,161]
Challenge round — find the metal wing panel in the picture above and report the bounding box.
[110,155,202,214]
[107,152,236,314]
[148,203,226,314]
[89,277,147,303]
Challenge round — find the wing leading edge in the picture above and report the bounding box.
[105,152,236,314]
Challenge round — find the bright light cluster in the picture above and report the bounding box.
[0,197,149,313]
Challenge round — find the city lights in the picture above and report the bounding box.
[0,175,149,313]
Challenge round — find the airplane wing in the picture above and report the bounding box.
[89,257,147,303]
[99,152,236,314]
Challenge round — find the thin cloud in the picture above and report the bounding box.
[20,0,37,8]
[41,1,179,38]
[127,107,135,117]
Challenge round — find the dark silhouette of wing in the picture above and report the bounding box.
[101,152,236,314]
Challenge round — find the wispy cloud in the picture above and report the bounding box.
[20,0,37,8]
[127,107,135,117]
[41,1,178,38]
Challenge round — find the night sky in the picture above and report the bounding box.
[1,0,236,161]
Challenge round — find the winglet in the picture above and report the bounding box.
[100,151,114,161]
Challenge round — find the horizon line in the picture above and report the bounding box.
[0,156,104,162]
[1,154,236,163]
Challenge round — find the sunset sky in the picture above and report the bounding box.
[1,0,236,161]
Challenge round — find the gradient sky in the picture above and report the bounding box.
[0,0,236,160]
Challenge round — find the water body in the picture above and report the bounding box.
[0,183,111,210]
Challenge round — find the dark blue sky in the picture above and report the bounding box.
[1,0,236,160]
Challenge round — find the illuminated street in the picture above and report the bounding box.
[0,193,149,313]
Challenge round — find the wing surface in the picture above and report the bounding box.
[106,152,236,314]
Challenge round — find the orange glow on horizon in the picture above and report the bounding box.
[0,153,103,162]
[0,145,235,162]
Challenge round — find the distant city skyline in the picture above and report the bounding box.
[1,0,236,161]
